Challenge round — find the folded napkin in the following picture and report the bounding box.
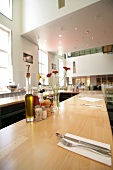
[78,97,102,102]
[57,133,112,166]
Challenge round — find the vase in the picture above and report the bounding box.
[53,87,60,110]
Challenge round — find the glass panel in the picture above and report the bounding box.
[0,24,12,86]
[39,63,42,74]
[0,29,9,51]
[85,49,91,55]
[96,47,102,53]
[59,59,64,86]
[0,67,9,85]
[75,51,80,56]
[0,0,12,20]
[41,64,46,74]
[91,48,97,54]
[0,51,9,67]
[79,50,85,56]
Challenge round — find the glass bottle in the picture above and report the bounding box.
[25,65,34,122]
[33,88,40,108]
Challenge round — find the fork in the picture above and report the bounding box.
[60,138,111,157]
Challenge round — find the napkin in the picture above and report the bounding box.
[57,133,112,166]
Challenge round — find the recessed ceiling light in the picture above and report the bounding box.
[59,41,61,43]
[91,37,94,39]
[59,35,62,37]
[75,27,77,30]
[85,31,89,34]
[45,40,47,42]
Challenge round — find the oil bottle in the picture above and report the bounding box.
[25,65,34,122]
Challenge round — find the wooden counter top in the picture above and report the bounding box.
[0,91,113,170]
[0,90,25,95]
[0,95,25,107]
[0,90,78,107]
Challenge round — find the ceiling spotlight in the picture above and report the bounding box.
[85,31,89,34]
[75,27,77,30]
[91,37,94,39]
[59,41,61,43]
[59,35,62,37]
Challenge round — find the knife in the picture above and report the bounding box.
[56,133,111,153]
[83,104,102,107]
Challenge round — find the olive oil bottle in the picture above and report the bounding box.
[25,65,34,122]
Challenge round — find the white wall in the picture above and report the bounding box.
[0,0,38,88]
[48,52,58,73]
[21,0,100,33]
[66,52,113,77]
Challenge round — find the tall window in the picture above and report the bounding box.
[0,0,12,20]
[59,59,64,86]
[38,50,48,85]
[0,24,12,86]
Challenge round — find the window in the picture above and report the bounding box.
[38,50,48,85]
[0,24,12,86]
[0,0,12,20]
[73,61,76,73]
[59,59,64,86]
[58,0,65,9]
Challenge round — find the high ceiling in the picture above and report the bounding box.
[22,0,113,56]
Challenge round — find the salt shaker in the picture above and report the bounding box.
[42,106,47,120]
[35,107,42,121]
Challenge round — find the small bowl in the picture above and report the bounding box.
[7,85,17,92]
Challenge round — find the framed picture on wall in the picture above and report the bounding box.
[52,63,56,70]
[23,52,33,64]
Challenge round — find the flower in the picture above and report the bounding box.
[46,66,71,108]
[52,70,58,74]
[46,66,70,108]
[46,66,71,89]
[47,73,52,77]
[63,66,70,71]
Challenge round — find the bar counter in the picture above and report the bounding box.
[0,91,113,170]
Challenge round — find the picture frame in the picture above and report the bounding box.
[52,63,56,70]
[23,52,33,64]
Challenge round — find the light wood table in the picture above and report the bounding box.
[0,91,113,170]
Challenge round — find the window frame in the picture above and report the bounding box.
[0,24,13,86]
[38,49,48,85]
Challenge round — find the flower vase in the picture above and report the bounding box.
[65,82,68,91]
[53,88,60,110]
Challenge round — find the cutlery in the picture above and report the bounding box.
[83,104,102,107]
[60,138,111,157]
[56,133,111,154]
